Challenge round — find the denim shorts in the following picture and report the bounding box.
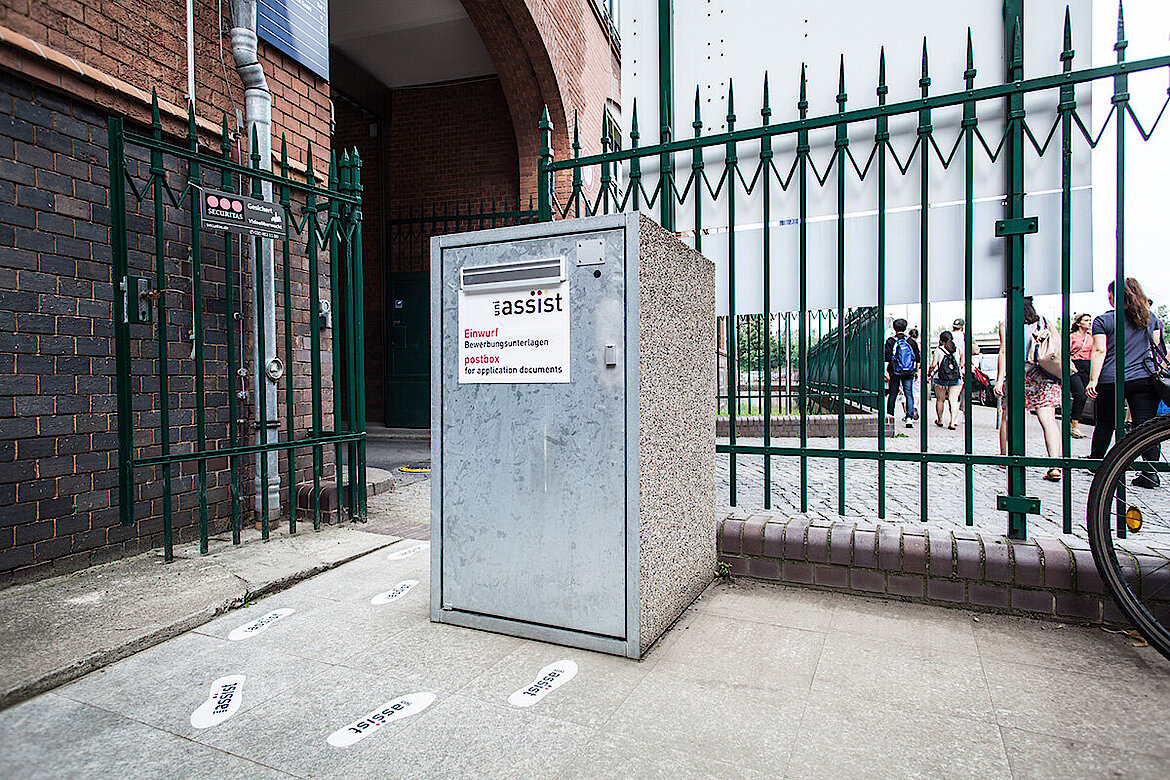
[932,379,961,388]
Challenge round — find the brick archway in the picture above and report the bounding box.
[461,0,604,203]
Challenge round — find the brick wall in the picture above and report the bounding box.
[0,0,331,169]
[0,0,337,582]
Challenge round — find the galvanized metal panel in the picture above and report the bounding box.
[434,221,631,639]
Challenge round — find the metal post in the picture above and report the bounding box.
[658,0,675,230]
[108,117,134,529]
[1003,1,1029,539]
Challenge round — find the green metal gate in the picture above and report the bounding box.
[108,95,367,561]
[536,4,1170,539]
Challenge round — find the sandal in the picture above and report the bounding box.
[1070,430,1086,439]
[1043,469,1062,482]
[934,420,943,428]
[947,424,957,430]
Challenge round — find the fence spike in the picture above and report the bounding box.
[352,149,362,196]
[572,109,581,157]
[726,78,735,128]
[878,48,887,98]
[1061,7,1074,64]
[762,72,771,123]
[328,149,338,189]
[150,89,161,136]
[965,28,977,82]
[631,98,640,144]
[306,140,316,185]
[221,113,231,159]
[280,134,288,179]
[186,100,197,145]
[1115,0,1127,55]
[799,64,808,117]
[693,85,703,134]
[921,37,931,89]
[838,55,847,110]
[1011,20,1023,77]
[250,125,260,168]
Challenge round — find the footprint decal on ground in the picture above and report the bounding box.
[326,692,436,747]
[507,660,578,708]
[370,580,419,605]
[190,675,245,728]
[387,543,428,561]
[227,608,295,641]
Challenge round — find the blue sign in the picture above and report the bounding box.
[257,0,329,81]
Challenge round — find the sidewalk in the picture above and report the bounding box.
[0,521,398,711]
[2,551,1168,778]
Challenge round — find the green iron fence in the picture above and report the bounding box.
[536,5,1170,539]
[109,94,367,562]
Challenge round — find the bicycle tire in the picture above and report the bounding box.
[1086,414,1170,661]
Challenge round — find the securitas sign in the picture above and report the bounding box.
[199,187,284,241]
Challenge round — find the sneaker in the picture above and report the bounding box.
[912,411,920,421]
[905,421,914,429]
[1133,471,1161,489]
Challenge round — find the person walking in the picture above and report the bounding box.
[929,330,964,429]
[995,297,1064,481]
[1086,278,1164,485]
[885,318,920,428]
[1068,313,1093,438]
[951,318,979,413]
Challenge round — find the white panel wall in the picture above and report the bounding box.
[621,0,1094,313]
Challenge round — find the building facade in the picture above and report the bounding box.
[0,0,619,582]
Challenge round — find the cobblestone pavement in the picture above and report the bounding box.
[718,405,1119,544]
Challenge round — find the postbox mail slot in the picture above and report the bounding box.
[460,256,564,293]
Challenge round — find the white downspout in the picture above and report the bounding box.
[230,0,281,521]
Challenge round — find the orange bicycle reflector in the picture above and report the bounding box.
[1126,505,1143,532]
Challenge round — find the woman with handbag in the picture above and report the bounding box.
[995,296,1064,481]
[1068,313,1094,438]
[1086,277,1164,486]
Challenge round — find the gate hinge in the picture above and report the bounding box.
[994,217,1039,237]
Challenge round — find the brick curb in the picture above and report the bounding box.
[716,512,1151,625]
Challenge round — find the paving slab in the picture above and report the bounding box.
[3,554,1170,778]
[0,523,398,710]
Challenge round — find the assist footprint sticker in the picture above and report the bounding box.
[507,660,578,708]
[387,543,428,561]
[227,608,295,641]
[190,675,246,728]
[370,580,418,605]
[326,692,436,747]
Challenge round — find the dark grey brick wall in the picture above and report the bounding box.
[0,72,337,583]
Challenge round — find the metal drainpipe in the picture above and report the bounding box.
[230,0,281,520]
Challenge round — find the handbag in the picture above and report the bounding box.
[1028,318,1062,382]
[1147,323,1170,405]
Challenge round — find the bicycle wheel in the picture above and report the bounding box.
[1086,414,1170,661]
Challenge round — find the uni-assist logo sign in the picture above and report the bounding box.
[458,285,570,384]
[227,608,295,641]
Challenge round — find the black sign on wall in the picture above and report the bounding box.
[199,188,285,241]
[257,0,329,81]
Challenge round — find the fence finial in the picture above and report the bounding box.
[150,89,161,137]
[186,99,197,145]
[878,48,887,99]
[837,55,847,111]
[631,98,640,143]
[762,72,771,124]
[726,79,735,129]
[221,112,231,159]
[280,134,288,179]
[798,64,808,117]
[693,85,703,135]
[1115,0,1127,56]
[921,37,931,89]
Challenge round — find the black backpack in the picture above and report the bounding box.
[937,351,961,383]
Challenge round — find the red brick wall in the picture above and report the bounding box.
[0,1,340,581]
[0,0,332,169]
